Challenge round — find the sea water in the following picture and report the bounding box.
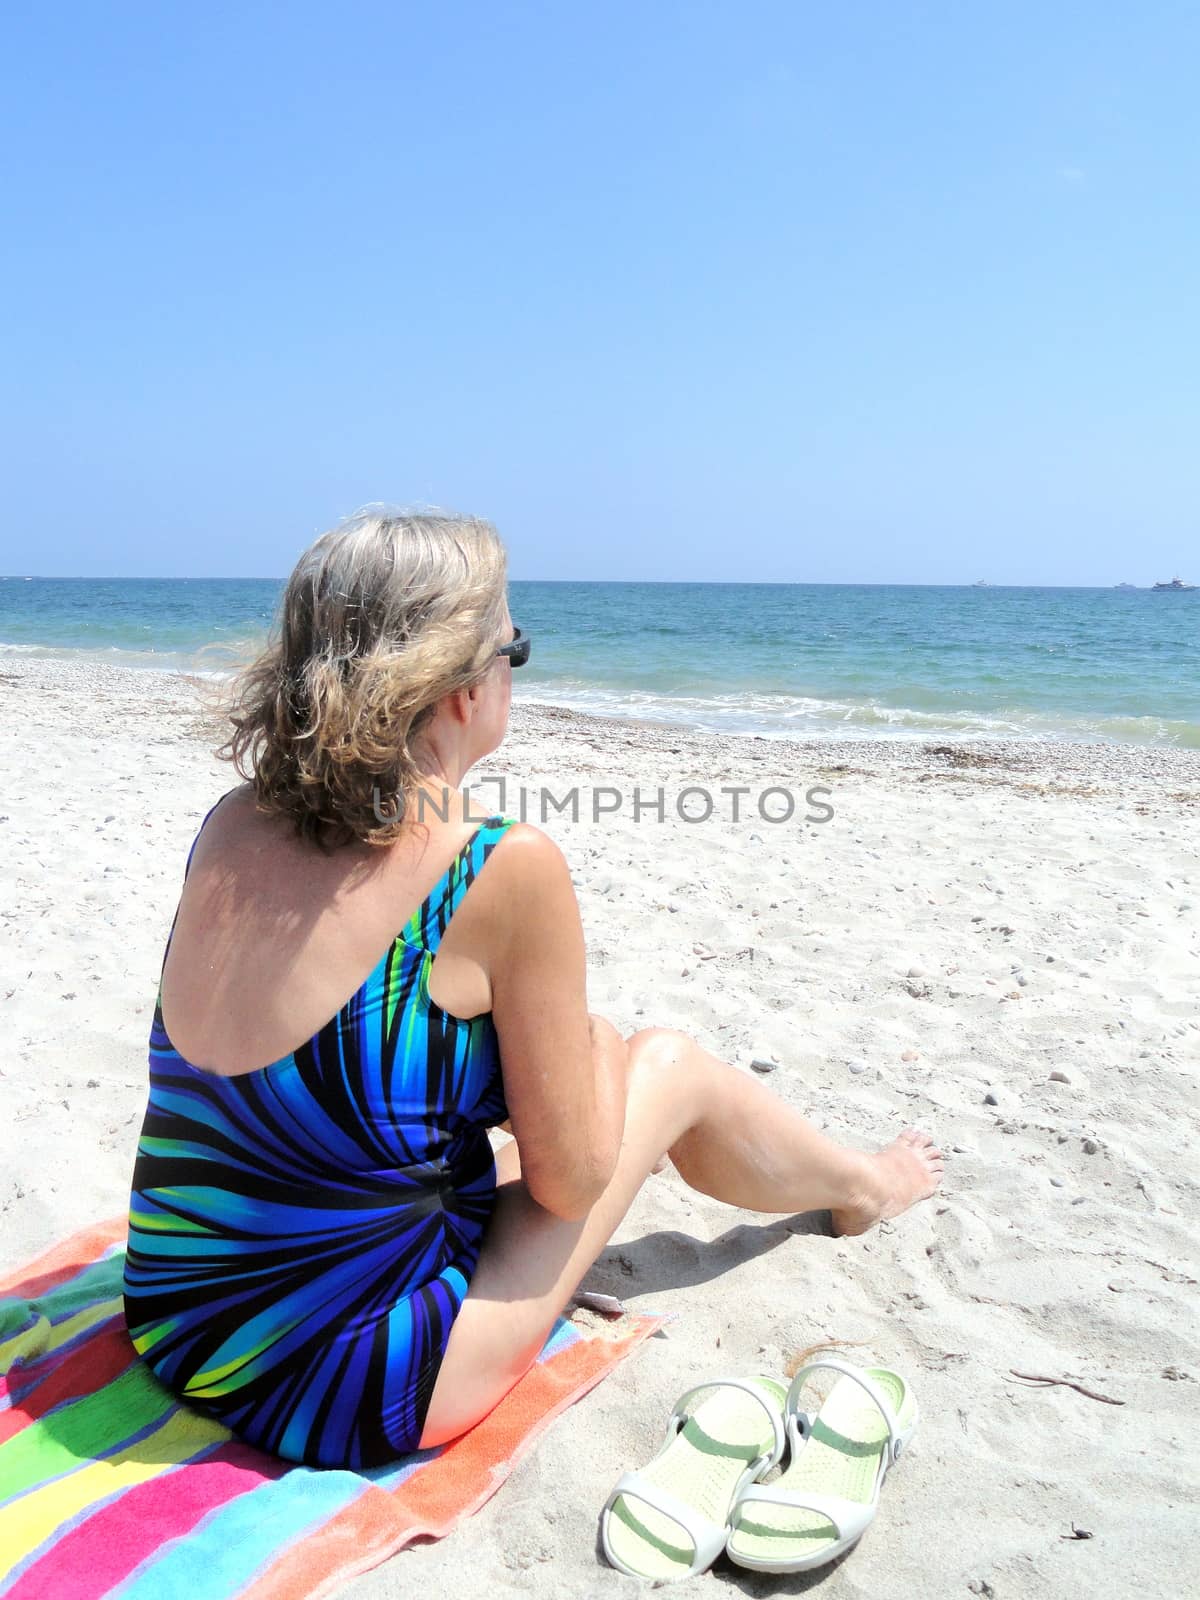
[1,576,1196,747]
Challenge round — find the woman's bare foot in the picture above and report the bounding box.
[830,1129,944,1237]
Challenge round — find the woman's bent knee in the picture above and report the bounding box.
[623,1028,704,1161]
[624,1026,693,1075]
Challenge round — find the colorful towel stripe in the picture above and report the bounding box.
[0,1219,661,1600]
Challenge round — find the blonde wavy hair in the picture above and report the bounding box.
[218,507,510,847]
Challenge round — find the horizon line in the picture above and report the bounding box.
[0,575,1174,590]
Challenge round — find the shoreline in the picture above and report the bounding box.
[3,642,1199,756]
[3,654,1199,794]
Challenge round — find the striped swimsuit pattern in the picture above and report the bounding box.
[123,812,517,1469]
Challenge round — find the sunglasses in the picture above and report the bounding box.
[496,626,531,668]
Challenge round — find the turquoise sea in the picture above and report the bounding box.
[1,576,1196,747]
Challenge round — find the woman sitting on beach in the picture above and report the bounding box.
[123,508,942,1470]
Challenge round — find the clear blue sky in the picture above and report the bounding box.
[2,2,1196,584]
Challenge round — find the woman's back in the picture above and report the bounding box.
[158,786,505,1074]
[123,796,520,1468]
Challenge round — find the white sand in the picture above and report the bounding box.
[2,657,1198,1598]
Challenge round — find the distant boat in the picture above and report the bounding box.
[1151,576,1197,591]
[1114,581,1137,589]
[972,579,991,587]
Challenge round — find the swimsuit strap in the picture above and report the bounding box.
[410,815,518,955]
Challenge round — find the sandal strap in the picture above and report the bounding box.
[605,1472,730,1575]
[785,1359,906,1464]
[731,1482,876,1545]
[668,1375,786,1466]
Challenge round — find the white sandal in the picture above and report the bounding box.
[600,1374,787,1581]
[725,1357,918,1573]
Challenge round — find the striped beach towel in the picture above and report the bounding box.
[0,1219,661,1600]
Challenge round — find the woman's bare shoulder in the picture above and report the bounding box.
[193,782,259,840]
[180,785,324,899]
[492,819,563,856]
[194,784,307,854]
[487,822,574,897]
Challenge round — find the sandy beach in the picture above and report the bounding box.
[2,655,1198,1598]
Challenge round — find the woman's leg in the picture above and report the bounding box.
[418,1025,942,1447]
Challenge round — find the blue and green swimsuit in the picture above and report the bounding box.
[123,807,516,1468]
